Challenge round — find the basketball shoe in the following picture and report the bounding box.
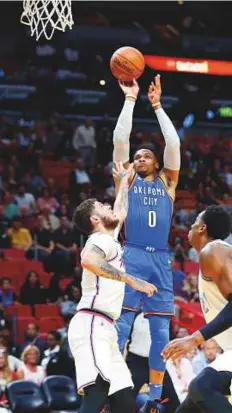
[139,398,168,413]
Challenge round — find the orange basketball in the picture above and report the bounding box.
[110,46,145,82]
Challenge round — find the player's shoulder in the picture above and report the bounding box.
[200,240,231,271]
[201,239,231,257]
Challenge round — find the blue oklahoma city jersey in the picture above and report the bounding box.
[122,174,174,314]
[125,175,173,248]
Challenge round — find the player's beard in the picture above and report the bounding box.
[102,216,120,230]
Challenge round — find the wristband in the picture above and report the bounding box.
[152,102,161,108]
[126,94,137,101]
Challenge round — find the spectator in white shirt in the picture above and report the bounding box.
[72,118,96,167]
[191,339,219,376]
[15,185,36,215]
[188,247,199,262]
[69,158,91,204]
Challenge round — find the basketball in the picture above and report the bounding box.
[110,46,145,82]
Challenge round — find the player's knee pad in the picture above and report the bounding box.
[116,310,136,354]
[189,367,220,404]
[147,314,170,372]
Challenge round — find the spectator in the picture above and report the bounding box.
[15,185,36,214]
[0,278,17,307]
[41,331,74,377]
[166,357,195,403]
[41,206,60,232]
[8,217,32,250]
[20,323,46,355]
[69,158,91,204]
[60,285,81,317]
[57,315,72,341]
[0,351,17,409]
[26,214,54,266]
[17,345,46,385]
[0,327,20,359]
[188,246,199,262]
[19,271,46,307]
[0,223,11,249]
[173,237,188,270]
[3,192,19,220]
[191,339,219,376]
[53,216,77,275]
[37,188,59,213]
[0,340,23,371]
[72,118,96,167]
[69,157,91,185]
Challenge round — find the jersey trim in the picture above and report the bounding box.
[158,175,174,203]
[201,274,214,282]
[91,276,100,308]
[90,316,111,383]
[144,311,174,316]
[107,252,118,263]
[123,306,140,312]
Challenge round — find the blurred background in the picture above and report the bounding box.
[0,1,231,410]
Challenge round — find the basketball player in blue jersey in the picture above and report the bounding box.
[113,75,181,413]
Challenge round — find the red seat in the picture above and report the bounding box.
[183,261,199,275]
[6,305,32,319]
[59,278,72,292]
[34,304,60,318]
[22,260,44,278]
[39,316,64,333]
[39,272,52,288]
[3,249,25,260]
[0,260,24,276]
[17,316,37,344]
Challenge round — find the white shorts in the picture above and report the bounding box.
[68,311,133,396]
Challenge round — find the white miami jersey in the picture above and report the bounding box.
[77,232,125,320]
[198,240,232,351]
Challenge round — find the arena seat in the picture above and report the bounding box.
[7,380,47,413]
[174,300,205,332]
[34,304,60,318]
[3,249,25,260]
[22,260,44,277]
[6,305,32,319]
[42,376,81,410]
[39,316,64,333]
[59,278,72,292]
[37,272,52,289]
[183,261,199,275]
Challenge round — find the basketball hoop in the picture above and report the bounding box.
[20,0,74,41]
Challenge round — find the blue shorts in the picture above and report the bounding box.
[122,244,174,314]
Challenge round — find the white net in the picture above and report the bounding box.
[21,0,74,41]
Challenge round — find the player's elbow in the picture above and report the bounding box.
[81,257,91,271]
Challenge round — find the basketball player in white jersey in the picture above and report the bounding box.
[162,205,232,413]
[68,163,157,413]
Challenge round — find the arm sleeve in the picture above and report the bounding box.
[155,107,181,170]
[199,295,232,341]
[113,100,135,163]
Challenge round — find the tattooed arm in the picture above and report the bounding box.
[81,244,157,297]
